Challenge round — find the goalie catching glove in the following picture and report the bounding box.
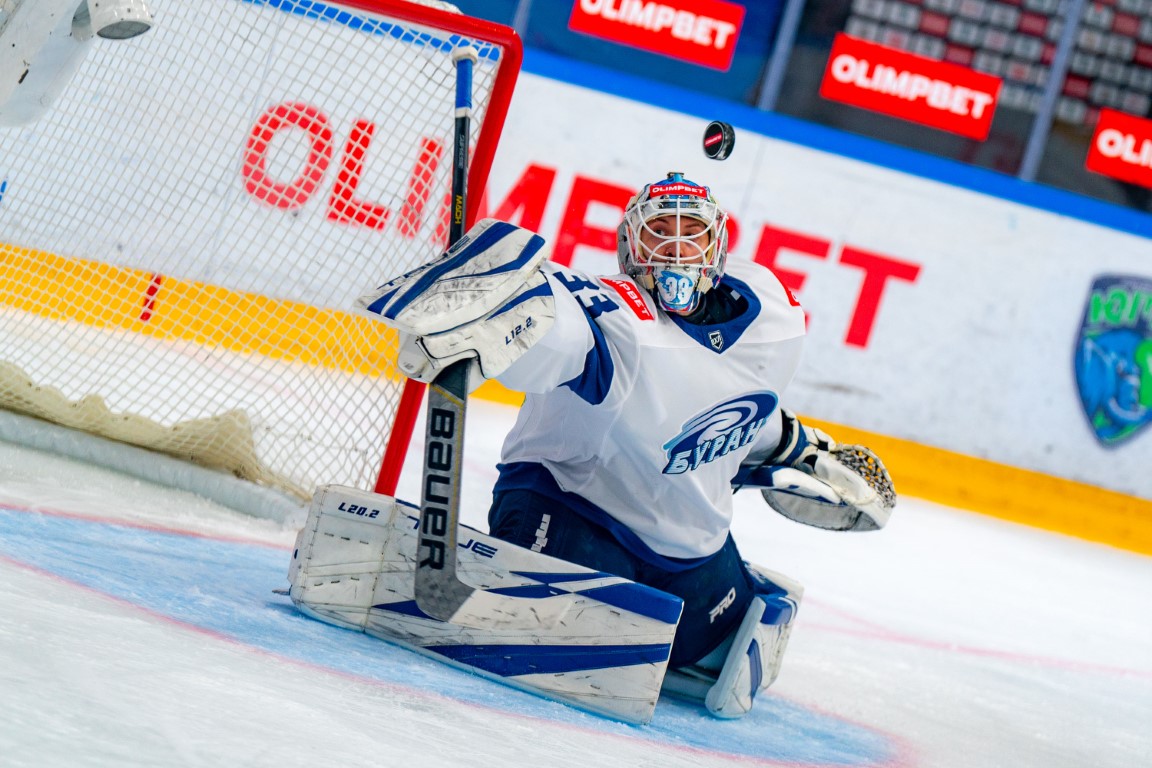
[356,219,555,386]
[737,409,896,531]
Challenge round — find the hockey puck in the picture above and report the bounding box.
[702,120,735,161]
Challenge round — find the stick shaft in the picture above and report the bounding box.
[449,49,474,245]
[414,47,479,621]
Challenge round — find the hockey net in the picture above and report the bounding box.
[0,0,520,513]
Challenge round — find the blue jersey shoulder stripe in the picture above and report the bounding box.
[559,306,614,405]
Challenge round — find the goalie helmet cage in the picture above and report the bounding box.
[0,0,521,517]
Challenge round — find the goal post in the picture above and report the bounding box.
[0,0,522,517]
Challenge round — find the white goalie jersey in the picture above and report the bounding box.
[495,257,808,562]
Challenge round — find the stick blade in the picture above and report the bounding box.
[413,359,570,631]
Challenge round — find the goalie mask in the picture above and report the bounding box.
[617,172,729,315]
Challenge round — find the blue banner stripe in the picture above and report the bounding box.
[430,642,671,677]
[523,49,1152,241]
[243,0,501,61]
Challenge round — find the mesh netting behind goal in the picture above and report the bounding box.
[0,0,520,502]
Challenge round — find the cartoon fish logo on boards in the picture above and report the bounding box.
[1073,274,1152,446]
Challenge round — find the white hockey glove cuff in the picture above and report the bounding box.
[357,219,556,384]
[748,410,896,531]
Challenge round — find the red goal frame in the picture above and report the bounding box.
[358,1,523,496]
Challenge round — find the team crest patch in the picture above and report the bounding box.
[1073,274,1152,446]
[662,393,778,474]
[709,330,724,350]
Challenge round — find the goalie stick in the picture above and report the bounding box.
[412,48,566,630]
[413,45,479,623]
[415,357,570,628]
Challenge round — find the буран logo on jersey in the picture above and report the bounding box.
[662,392,778,474]
[1073,274,1152,447]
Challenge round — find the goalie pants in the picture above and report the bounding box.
[488,488,755,668]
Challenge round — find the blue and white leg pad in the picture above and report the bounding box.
[662,565,802,719]
[288,484,683,725]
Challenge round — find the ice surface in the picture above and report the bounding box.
[1,399,1149,767]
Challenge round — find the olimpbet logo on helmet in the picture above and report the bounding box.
[618,172,729,315]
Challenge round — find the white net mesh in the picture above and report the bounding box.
[0,0,516,501]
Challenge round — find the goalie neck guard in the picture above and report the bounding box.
[617,172,729,315]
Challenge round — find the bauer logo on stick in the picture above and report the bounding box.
[703,120,735,160]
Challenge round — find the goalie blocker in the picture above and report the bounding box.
[356,219,556,390]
